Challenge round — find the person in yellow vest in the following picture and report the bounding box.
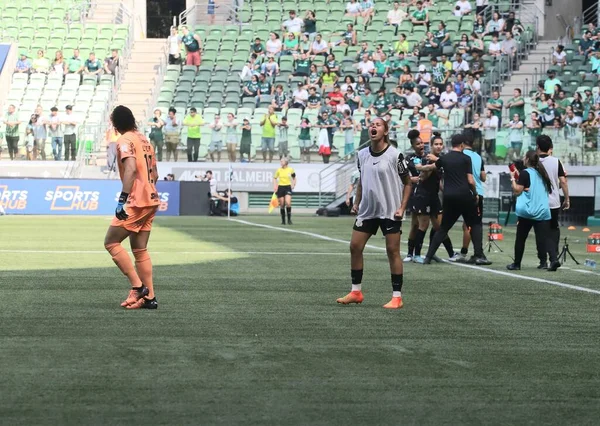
[260,105,278,163]
[273,157,296,225]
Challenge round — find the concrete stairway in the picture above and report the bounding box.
[114,39,167,121]
[87,0,123,24]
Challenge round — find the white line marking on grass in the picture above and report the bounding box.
[231,219,600,296]
[0,249,379,256]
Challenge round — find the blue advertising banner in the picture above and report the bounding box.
[0,179,180,216]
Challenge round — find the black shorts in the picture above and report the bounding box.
[353,218,402,236]
[276,185,293,198]
[410,193,442,216]
[550,207,559,229]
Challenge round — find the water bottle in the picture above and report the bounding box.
[584,259,597,269]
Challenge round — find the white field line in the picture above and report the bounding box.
[230,218,600,295]
[0,249,379,256]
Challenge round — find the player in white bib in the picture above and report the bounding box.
[337,118,412,309]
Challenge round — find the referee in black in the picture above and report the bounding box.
[420,133,492,265]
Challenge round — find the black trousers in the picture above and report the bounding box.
[515,217,557,266]
[426,195,484,259]
[535,208,560,263]
[6,136,19,159]
[187,137,200,162]
[64,134,77,161]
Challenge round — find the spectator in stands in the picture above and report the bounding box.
[307,63,320,88]
[555,90,569,116]
[356,54,375,78]
[261,56,279,77]
[62,105,78,161]
[431,57,450,92]
[168,26,182,65]
[51,51,65,76]
[374,53,391,78]
[148,109,165,161]
[282,32,299,56]
[297,33,312,57]
[251,38,266,57]
[406,87,423,108]
[501,31,517,60]
[435,22,451,48]
[290,53,310,80]
[487,90,503,126]
[25,116,36,160]
[453,54,469,73]
[483,108,499,163]
[260,105,278,163]
[239,118,252,162]
[488,35,502,57]
[358,109,373,145]
[372,88,392,116]
[183,107,204,162]
[410,1,429,27]
[258,73,273,105]
[506,88,525,122]
[242,75,259,98]
[310,33,329,58]
[581,112,599,151]
[544,69,561,95]
[504,113,524,160]
[328,84,345,107]
[164,107,182,162]
[346,0,361,18]
[503,11,524,35]
[303,11,317,38]
[207,0,216,24]
[335,24,357,47]
[103,49,119,76]
[424,85,440,107]
[326,54,340,74]
[441,54,453,72]
[278,117,290,159]
[240,54,260,80]
[32,105,47,161]
[415,64,431,90]
[406,106,420,128]
[292,82,309,109]
[399,65,413,87]
[464,112,483,153]
[470,33,485,55]
[320,65,338,91]
[207,115,223,162]
[345,86,361,112]
[473,14,486,38]
[65,49,84,75]
[454,72,465,97]
[181,26,203,68]
[225,113,239,162]
[440,84,458,110]
[526,112,542,148]
[307,86,322,111]
[387,2,408,27]
[15,52,31,74]
[541,98,560,127]
[282,10,304,35]
[420,32,440,58]
[340,75,356,93]
[394,33,410,55]
[455,0,472,15]
[356,75,368,95]
[392,85,407,110]
[360,85,376,111]
[84,52,103,82]
[47,107,63,161]
[317,111,335,163]
[485,11,504,37]
[105,123,119,171]
[456,33,471,57]
[266,32,283,57]
[272,84,289,112]
[564,108,582,146]
[358,0,375,26]
[579,32,595,58]
[32,50,50,74]
[571,91,584,118]
[470,50,485,74]
[458,86,473,122]
[3,105,21,161]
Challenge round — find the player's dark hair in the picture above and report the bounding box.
[431,131,443,144]
[536,135,553,153]
[407,129,421,145]
[110,105,138,134]
[463,132,474,147]
[524,150,552,194]
[450,133,466,147]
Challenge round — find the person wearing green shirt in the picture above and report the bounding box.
[183,107,204,162]
[374,53,391,78]
[372,89,391,116]
[427,104,440,128]
[410,1,429,27]
[391,52,409,78]
[555,91,570,116]
[543,70,561,95]
[251,38,266,56]
[358,110,373,145]
[360,87,376,110]
[486,90,504,125]
[292,53,311,76]
[260,105,278,163]
[3,104,21,160]
[505,88,525,122]
[430,57,449,92]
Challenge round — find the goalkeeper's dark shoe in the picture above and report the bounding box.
[120,286,149,307]
[126,297,158,310]
[547,261,561,272]
[287,218,293,225]
[506,263,521,271]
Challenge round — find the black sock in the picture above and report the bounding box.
[407,239,415,256]
[443,237,455,257]
[414,229,427,256]
[280,208,285,222]
[460,247,468,255]
[351,269,363,284]
[429,228,436,245]
[391,274,403,293]
[286,206,291,220]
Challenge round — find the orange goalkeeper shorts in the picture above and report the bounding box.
[111,206,159,233]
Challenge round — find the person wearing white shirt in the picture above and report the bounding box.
[552,45,567,67]
[452,55,470,73]
[387,1,408,26]
[266,32,283,56]
[455,0,472,15]
[416,65,431,88]
[440,85,458,109]
[291,83,309,108]
[405,89,423,108]
[282,10,304,34]
[346,0,361,16]
[488,36,502,56]
[483,108,499,163]
[310,34,329,57]
[356,54,375,77]
[167,26,182,65]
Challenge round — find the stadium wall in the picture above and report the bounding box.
[539,0,583,40]
[0,43,18,115]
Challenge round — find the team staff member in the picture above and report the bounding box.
[507,151,561,272]
[457,135,486,261]
[421,134,491,265]
[535,135,570,269]
[274,157,296,225]
[103,105,160,310]
[337,118,412,309]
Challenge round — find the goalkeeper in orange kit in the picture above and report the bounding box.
[104,105,160,309]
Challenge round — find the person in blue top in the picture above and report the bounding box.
[458,135,486,261]
[507,151,561,272]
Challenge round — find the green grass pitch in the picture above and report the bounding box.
[0,215,599,425]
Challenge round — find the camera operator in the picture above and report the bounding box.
[215,189,239,216]
[163,173,175,181]
[507,151,561,272]
[420,133,491,265]
[197,170,218,197]
[535,135,570,269]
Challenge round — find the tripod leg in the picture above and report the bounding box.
[567,247,580,265]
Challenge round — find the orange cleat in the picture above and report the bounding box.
[383,297,403,309]
[120,286,149,307]
[336,291,364,305]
